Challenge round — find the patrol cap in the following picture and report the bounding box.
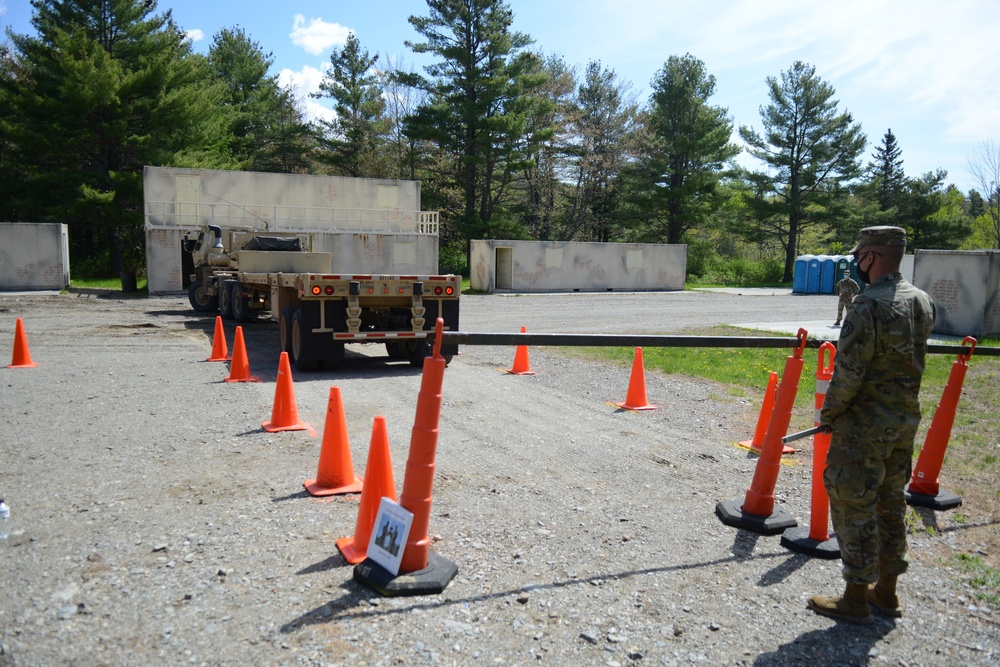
[849,226,907,254]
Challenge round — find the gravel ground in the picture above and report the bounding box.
[0,289,997,667]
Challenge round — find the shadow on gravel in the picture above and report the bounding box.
[753,619,896,666]
[296,554,347,575]
[278,551,803,634]
[758,553,810,587]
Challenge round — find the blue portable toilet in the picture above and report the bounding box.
[819,255,837,294]
[806,256,822,293]
[793,255,814,293]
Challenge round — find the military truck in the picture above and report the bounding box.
[184,224,460,370]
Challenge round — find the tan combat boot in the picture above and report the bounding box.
[868,574,902,617]
[808,583,875,625]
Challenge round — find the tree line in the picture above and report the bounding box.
[2,0,998,282]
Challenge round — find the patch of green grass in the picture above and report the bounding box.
[953,554,1000,609]
[563,326,1000,488]
[69,277,148,292]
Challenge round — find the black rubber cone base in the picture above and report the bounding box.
[715,499,797,536]
[905,488,963,511]
[353,551,458,597]
[780,526,841,559]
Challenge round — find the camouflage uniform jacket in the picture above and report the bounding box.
[836,277,860,301]
[819,273,936,455]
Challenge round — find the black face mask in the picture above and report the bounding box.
[855,251,878,284]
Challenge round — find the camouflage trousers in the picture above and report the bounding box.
[836,296,853,322]
[824,445,912,585]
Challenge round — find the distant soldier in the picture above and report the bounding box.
[834,270,860,326]
[809,226,936,625]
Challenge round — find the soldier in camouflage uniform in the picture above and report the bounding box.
[809,226,936,625]
[834,270,860,326]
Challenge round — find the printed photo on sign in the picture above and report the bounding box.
[366,497,414,576]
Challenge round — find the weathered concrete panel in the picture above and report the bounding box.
[471,240,686,292]
[0,223,70,290]
[143,167,440,293]
[913,249,1000,338]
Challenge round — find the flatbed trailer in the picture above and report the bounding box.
[225,267,460,371]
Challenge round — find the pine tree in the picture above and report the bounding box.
[870,128,905,210]
[402,0,552,242]
[630,54,739,245]
[313,33,388,178]
[739,61,866,282]
[4,0,228,275]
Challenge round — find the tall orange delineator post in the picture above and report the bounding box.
[781,342,841,559]
[716,329,808,535]
[7,318,38,368]
[905,336,976,511]
[354,318,458,596]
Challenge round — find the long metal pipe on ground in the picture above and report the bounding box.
[436,332,998,356]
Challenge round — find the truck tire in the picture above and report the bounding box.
[279,307,294,354]
[219,280,236,319]
[188,277,217,313]
[291,309,320,372]
[231,283,254,323]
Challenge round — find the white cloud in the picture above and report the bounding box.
[278,65,336,124]
[0,2,7,19]
[185,29,205,44]
[290,15,352,56]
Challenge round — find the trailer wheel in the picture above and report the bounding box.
[188,277,217,313]
[385,341,408,360]
[291,309,320,372]
[231,283,254,322]
[279,307,294,354]
[219,280,236,319]
[406,339,433,368]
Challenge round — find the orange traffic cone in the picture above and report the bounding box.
[206,316,230,362]
[262,352,309,432]
[740,372,777,450]
[505,326,535,375]
[336,416,397,564]
[304,387,364,496]
[614,347,656,411]
[7,318,38,368]
[224,326,260,383]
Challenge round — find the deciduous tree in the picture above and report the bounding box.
[968,139,1000,248]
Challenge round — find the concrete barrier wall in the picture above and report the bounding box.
[470,240,686,292]
[143,167,441,294]
[0,222,70,290]
[913,249,1000,338]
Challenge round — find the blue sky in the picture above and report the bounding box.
[3,0,998,193]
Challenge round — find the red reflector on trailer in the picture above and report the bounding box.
[324,286,334,295]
